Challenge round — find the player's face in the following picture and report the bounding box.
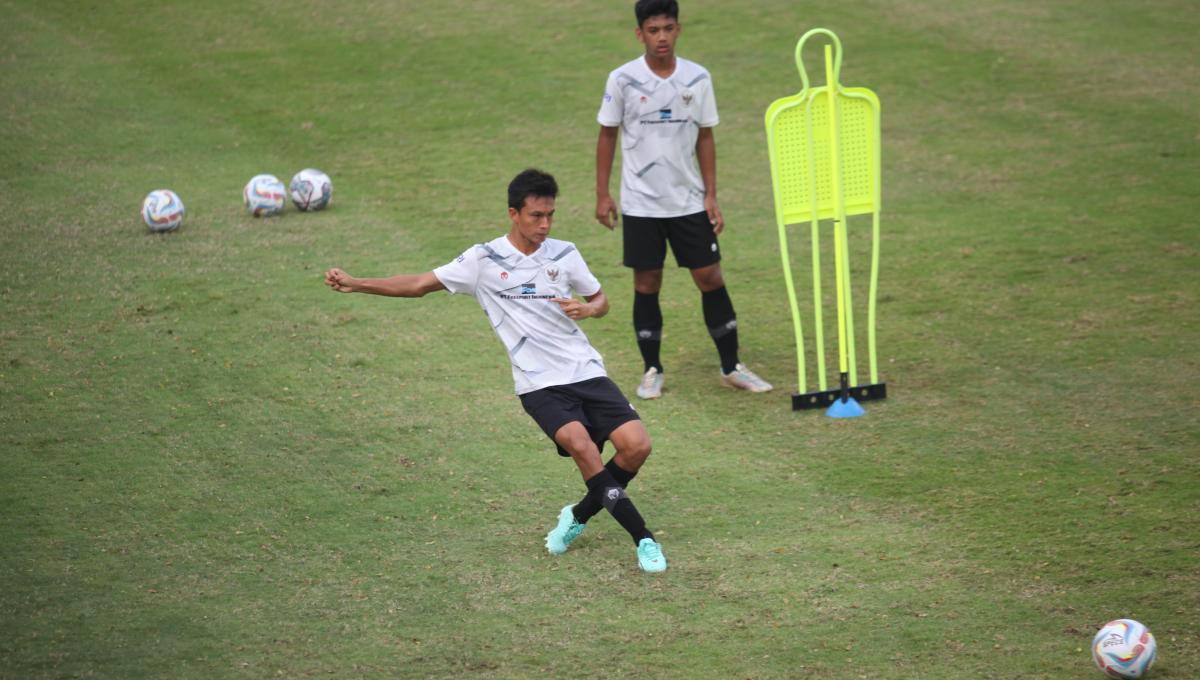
[636,15,681,61]
[508,195,555,249]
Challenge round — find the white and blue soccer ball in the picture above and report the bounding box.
[289,168,332,211]
[243,174,286,217]
[1092,619,1156,678]
[141,189,185,232]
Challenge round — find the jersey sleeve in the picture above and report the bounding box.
[432,246,479,295]
[597,70,624,127]
[698,77,719,127]
[567,248,602,298]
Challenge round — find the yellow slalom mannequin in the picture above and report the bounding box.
[764,29,886,414]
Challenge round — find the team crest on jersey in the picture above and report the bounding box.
[545,266,561,283]
[681,90,694,107]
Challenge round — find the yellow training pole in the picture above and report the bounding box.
[772,172,808,394]
[868,210,881,384]
[824,45,852,400]
[804,95,828,393]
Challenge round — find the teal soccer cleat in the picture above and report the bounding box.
[545,504,586,555]
[636,538,667,573]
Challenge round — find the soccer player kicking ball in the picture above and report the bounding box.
[324,169,666,573]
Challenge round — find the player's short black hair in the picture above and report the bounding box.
[507,168,558,211]
[635,0,679,27]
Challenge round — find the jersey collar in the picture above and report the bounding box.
[641,54,678,82]
[498,233,544,260]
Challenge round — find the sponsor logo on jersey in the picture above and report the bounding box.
[659,109,672,120]
[640,95,647,103]
[521,283,537,295]
[500,271,509,279]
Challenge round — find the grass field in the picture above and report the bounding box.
[2,0,1198,677]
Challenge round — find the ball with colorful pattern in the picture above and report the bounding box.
[289,168,332,211]
[141,189,185,232]
[1092,619,1156,679]
[243,174,286,217]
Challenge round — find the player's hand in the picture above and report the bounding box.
[704,195,725,235]
[595,195,619,230]
[325,268,357,293]
[553,297,591,320]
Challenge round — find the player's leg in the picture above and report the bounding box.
[608,422,667,571]
[691,261,741,374]
[623,215,668,399]
[569,418,650,525]
[607,419,652,475]
[554,421,654,550]
[670,212,773,392]
[520,387,597,554]
[558,382,666,571]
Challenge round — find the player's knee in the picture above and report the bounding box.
[561,432,596,458]
[633,269,663,294]
[620,437,652,468]
[692,265,725,291]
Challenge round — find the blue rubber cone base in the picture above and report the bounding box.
[826,396,865,418]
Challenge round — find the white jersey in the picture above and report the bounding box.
[433,235,608,395]
[597,55,719,218]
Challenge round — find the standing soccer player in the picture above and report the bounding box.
[324,169,666,573]
[595,0,773,399]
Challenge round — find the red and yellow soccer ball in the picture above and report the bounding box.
[1092,619,1156,678]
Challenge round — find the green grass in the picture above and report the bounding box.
[2,0,1197,677]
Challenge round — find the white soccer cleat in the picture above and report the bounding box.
[635,367,664,399]
[720,363,773,393]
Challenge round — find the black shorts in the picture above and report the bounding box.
[519,377,640,457]
[622,211,721,270]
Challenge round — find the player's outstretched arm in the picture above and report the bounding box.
[325,268,446,297]
[553,290,609,320]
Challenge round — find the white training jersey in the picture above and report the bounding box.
[433,235,607,395]
[597,55,719,218]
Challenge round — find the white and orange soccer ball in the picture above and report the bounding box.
[1092,619,1156,678]
[243,174,286,217]
[289,168,332,211]
[141,189,184,232]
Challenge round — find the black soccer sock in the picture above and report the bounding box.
[633,291,663,373]
[576,469,653,545]
[702,286,740,374]
[604,458,638,487]
[572,458,639,524]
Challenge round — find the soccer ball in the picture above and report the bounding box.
[243,174,286,217]
[141,189,185,232]
[289,168,332,211]
[1092,619,1156,678]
